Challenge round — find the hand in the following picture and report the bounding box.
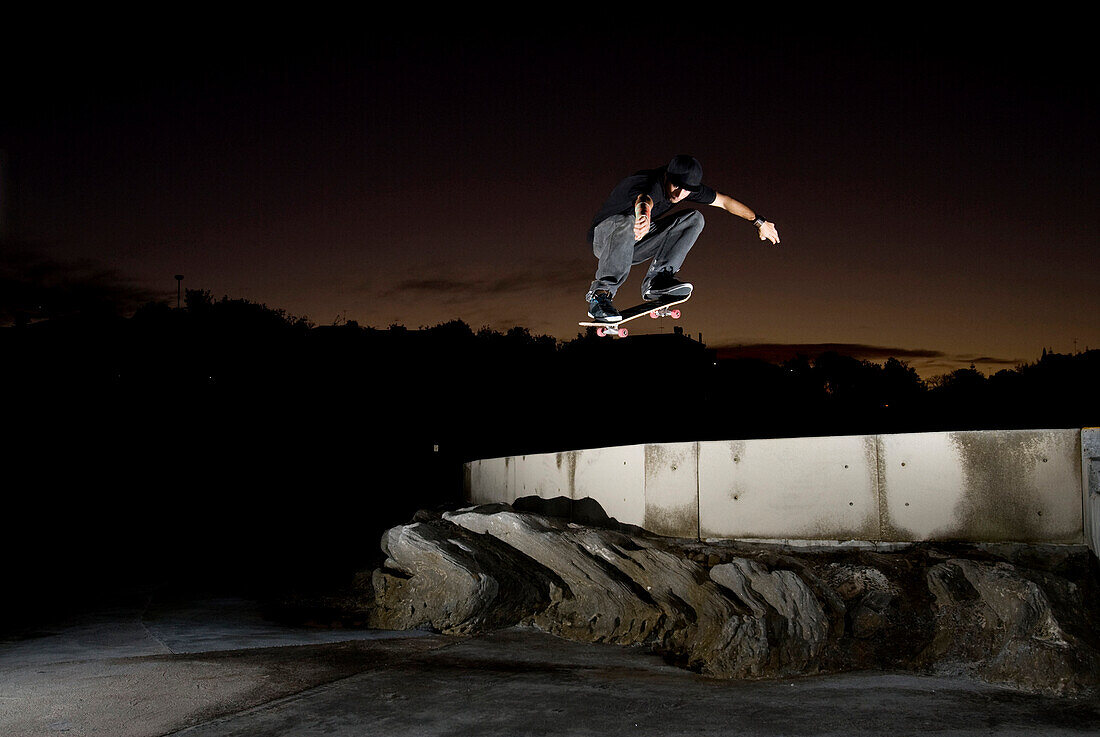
[633,195,653,241]
[758,221,780,244]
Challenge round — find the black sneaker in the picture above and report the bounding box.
[587,290,622,322]
[643,270,693,301]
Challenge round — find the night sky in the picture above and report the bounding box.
[2,14,1096,378]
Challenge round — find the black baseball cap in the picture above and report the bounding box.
[666,154,703,192]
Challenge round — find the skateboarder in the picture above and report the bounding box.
[586,154,780,322]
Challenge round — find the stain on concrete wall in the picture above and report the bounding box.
[644,442,699,539]
[863,435,893,541]
[1085,429,1100,555]
[865,434,912,543]
[555,450,578,499]
[950,430,1080,543]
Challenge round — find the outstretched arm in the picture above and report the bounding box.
[710,192,780,244]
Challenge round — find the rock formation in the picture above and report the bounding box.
[358,500,1100,696]
[919,558,1099,695]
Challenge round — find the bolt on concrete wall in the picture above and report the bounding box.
[465,429,1086,545]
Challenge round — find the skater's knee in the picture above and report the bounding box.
[682,209,705,231]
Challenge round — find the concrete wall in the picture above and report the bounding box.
[464,429,1091,545]
[1085,428,1100,554]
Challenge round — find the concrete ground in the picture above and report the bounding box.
[3,593,1100,737]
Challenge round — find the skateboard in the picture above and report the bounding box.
[579,291,691,337]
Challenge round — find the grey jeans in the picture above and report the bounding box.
[586,208,704,300]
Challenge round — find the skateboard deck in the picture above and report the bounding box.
[579,291,691,337]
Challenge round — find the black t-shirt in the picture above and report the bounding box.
[587,166,717,244]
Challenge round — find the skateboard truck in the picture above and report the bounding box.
[649,305,682,319]
[595,325,628,337]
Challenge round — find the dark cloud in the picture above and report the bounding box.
[0,246,159,325]
[383,258,589,304]
[714,343,945,363]
[957,355,1024,367]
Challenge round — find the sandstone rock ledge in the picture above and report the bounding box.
[356,501,1100,697]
